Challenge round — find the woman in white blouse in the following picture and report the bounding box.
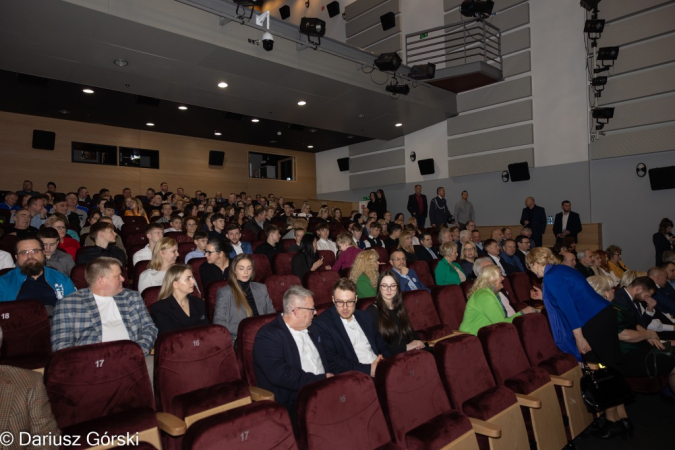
[138,237,178,293]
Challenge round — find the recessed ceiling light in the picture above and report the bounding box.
[297,101,307,106]
[251,118,260,123]
[146,122,155,127]
[395,123,403,127]
[217,82,228,88]
[269,140,276,143]
[59,110,70,114]
[82,88,94,94]
[308,128,317,133]
[114,59,128,67]
[307,145,314,149]
[357,114,365,119]
[214,132,222,136]
[178,106,188,110]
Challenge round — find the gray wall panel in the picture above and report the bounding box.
[448,147,533,177]
[501,28,531,56]
[602,3,675,47]
[350,167,406,189]
[501,50,531,77]
[612,33,675,76]
[444,0,526,13]
[601,0,671,22]
[346,0,400,38]
[364,34,402,55]
[344,0,388,22]
[448,124,533,156]
[603,95,675,131]
[349,136,405,156]
[457,76,532,112]
[346,14,401,49]
[599,65,675,105]
[443,0,463,12]
[447,100,532,136]
[350,148,405,173]
[590,123,675,159]
[445,3,529,33]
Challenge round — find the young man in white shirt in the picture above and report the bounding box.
[132,223,164,266]
[165,216,183,233]
[185,231,209,263]
[102,201,124,230]
[316,223,338,256]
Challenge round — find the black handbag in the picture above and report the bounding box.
[580,355,634,413]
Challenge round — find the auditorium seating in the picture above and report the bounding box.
[0,300,51,371]
[371,246,389,264]
[134,260,150,291]
[281,239,296,252]
[303,270,340,307]
[142,286,162,314]
[317,249,335,269]
[402,290,455,342]
[236,314,277,385]
[188,257,206,297]
[430,285,466,330]
[273,252,295,276]
[240,229,257,243]
[356,296,376,311]
[250,253,272,282]
[70,263,88,290]
[122,216,147,226]
[178,241,196,263]
[205,280,229,322]
[409,260,435,287]
[264,274,301,312]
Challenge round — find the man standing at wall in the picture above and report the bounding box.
[553,200,582,243]
[429,187,454,228]
[454,191,475,230]
[407,185,428,228]
[520,197,546,248]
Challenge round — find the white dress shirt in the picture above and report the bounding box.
[340,316,377,364]
[561,212,569,232]
[94,294,131,342]
[286,323,325,375]
[491,255,507,276]
[132,244,152,266]
[317,238,338,256]
[498,292,517,317]
[231,242,244,255]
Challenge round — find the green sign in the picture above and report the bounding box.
[362,197,369,201]
[420,32,428,39]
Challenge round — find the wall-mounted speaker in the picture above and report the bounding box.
[418,158,435,175]
[326,1,340,18]
[337,157,350,172]
[279,5,290,20]
[32,130,55,150]
[508,162,530,182]
[209,150,225,166]
[648,166,675,191]
[380,12,396,31]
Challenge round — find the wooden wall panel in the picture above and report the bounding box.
[0,111,316,200]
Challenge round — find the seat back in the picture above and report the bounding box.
[164,231,184,241]
[507,273,533,303]
[182,401,298,450]
[303,270,340,306]
[206,280,229,322]
[142,286,161,314]
[122,216,146,226]
[317,250,335,269]
[44,341,154,429]
[402,290,442,331]
[0,300,51,366]
[273,252,296,275]
[133,260,150,290]
[175,234,194,244]
[240,229,257,243]
[178,241,197,263]
[514,314,578,375]
[281,239,296,252]
[0,234,17,254]
[188,257,207,297]
[264,275,302,312]
[478,323,532,386]
[431,285,466,330]
[409,260,434,287]
[236,313,277,386]
[371,246,389,264]
[296,372,395,450]
[70,263,88,290]
[375,350,454,446]
[121,223,145,238]
[154,325,243,415]
[250,254,272,282]
[356,296,376,311]
[429,259,442,281]
[460,280,474,300]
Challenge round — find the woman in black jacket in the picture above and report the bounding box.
[291,233,327,280]
[151,264,209,334]
[375,189,387,219]
[653,218,674,266]
[366,192,378,216]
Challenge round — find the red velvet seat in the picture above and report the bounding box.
[501,277,529,312]
[357,296,376,311]
[375,350,477,449]
[273,252,296,275]
[527,270,543,289]
[188,257,207,297]
[124,232,148,251]
[250,253,272,282]
[257,229,268,241]
[182,401,297,450]
[126,243,147,277]
[264,275,302,312]
[460,280,474,301]
[0,234,17,254]
[506,272,533,304]
[122,216,147,226]
[164,231,184,241]
[429,259,441,282]
[250,240,265,253]
[154,325,253,450]
[378,263,392,273]
[240,229,257,243]
[175,234,193,243]
[205,280,229,322]
[70,263,88,290]
[0,300,51,370]
[409,260,434,287]
[121,223,145,238]
[142,286,161,315]
[296,372,404,450]
[371,246,389,264]
[402,290,455,341]
[134,260,150,291]
[281,239,296,252]
[236,313,277,386]
[178,241,197,264]
[430,285,466,330]
[44,341,161,449]
[317,250,336,269]
[303,270,340,307]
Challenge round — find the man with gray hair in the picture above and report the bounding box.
[472,256,494,278]
[253,285,332,419]
[575,249,594,278]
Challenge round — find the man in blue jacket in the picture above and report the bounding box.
[389,250,430,292]
[0,237,76,314]
[226,224,253,259]
[312,278,391,376]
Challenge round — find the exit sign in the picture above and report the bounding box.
[420,32,428,39]
[362,197,369,201]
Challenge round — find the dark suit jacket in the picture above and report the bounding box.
[500,252,525,274]
[150,294,209,335]
[392,268,430,292]
[520,205,546,237]
[243,219,266,234]
[407,194,428,218]
[614,287,654,329]
[253,314,328,410]
[654,284,675,316]
[415,245,438,263]
[515,250,527,269]
[653,232,674,266]
[553,211,582,241]
[312,307,392,375]
[575,262,594,279]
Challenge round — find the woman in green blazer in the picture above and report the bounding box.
[349,249,380,299]
[435,242,466,285]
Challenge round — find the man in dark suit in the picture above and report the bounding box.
[415,233,439,262]
[243,208,268,235]
[613,277,658,330]
[575,249,595,278]
[519,197,546,248]
[651,264,675,317]
[553,200,582,243]
[407,184,428,228]
[514,235,530,270]
[253,285,332,417]
[500,239,525,274]
[312,279,391,376]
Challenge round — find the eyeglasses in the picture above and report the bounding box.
[17,249,43,256]
[380,284,398,291]
[335,300,356,307]
[296,307,316,313]
[390,258,405,262]
[204,250,220,255]
[53,226,66,230]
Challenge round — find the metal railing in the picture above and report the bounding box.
[405,18,502,72]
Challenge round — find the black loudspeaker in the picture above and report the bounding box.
[380,12,396,31]
[32,130,55,150]
[326,1,340,18]
[209,151,225,166]
[337,157,350,172]
[279,5,290,20]
[508,162,530,182]
[418,158,435,175]
[649,166,675,191]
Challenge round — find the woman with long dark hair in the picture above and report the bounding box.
[375,189,387,219]
[653,218,674,266]
[366,271,425,355]
[291,233,326,280]
[366,192,377,216]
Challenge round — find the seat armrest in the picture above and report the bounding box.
[156,412,187,436]
[249,386,275,401]
[550,374,573,387]
[515,393,542,409]
[424,332,465,346]
[469,418,501,438]
[32,367,44,374]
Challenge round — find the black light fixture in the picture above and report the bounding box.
[279,5,290,20]
[580,0,601,12]
[300,17,326,45]
[584,18,605,47]
[233,0,263,20]
[326,1,340,18]
[374,52,402,72]
[386,83,410,96]
[380,12,396,31]
[592,107,614,130]
[409,63,436,80]
[590,76,607,97]
[460,0,494,19]
[594,46,620,73]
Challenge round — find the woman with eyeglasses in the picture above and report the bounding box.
[606,245,628,279]
[124,197,148,223]
[199,238,231,291]
[151,264,208,335]
[366,270,425,355]
[138,237,178,294]
[182,216,200,240]
[214,254,274,342]
[44,215,80,260]
[459,241,478,280]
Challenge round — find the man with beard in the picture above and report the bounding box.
[0,237,76,314]
[613,276,661,331]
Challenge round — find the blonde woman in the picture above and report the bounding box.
[397,230,417,263]
[138,237,178,293]
[151,264,208,335]
[124,197,149,223]
[317,207,330,223]
[459,241,478,279]
[283,218,308,239]
[459,265,535,335]
[619,270,647,288]
[349,250,380,298]
[435,242,466,286]
[213,254,274,342]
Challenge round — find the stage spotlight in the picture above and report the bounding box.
[386,84,410,96]
[409,63,436,80]
[233,0,263,20]
[584,19,605,34]
[592,107,614,130]
[460,0,494,19]
[580,0,601,12]
[300,17,326,45]
[374,52,402,72]
[591,76,607,97]
[594,46,619,73]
